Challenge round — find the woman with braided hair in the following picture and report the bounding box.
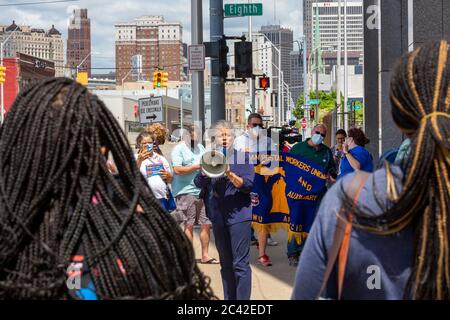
[0,78,215,300]
[293,40,449,300]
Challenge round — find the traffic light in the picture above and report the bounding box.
[162,71,169,88]
[0,65,6,84]
[153,70,168,89]
[234,41,253,79]
[219,37,230,79]
[259,75,270,91]
[76,71,88,86]
[153,70,162,88]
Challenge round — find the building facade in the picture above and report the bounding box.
[115,16,184,85]
[67,9,91,77]
[0,21,64,76]
[305,1,364,57]
[364,0,450,160]
[259,25,294,87]
[289,50,305,104]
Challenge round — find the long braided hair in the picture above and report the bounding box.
[341,40,450,299]
[0,78,215,300]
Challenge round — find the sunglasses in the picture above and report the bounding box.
[315,131,326,138]
[251,123,264,128]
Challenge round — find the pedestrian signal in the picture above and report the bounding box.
[259,75,270,91]
[0,65,6,84]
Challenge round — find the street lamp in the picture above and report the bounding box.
[1,25,20,124]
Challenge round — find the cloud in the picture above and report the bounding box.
[1,0,302,72]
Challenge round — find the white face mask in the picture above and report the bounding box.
[250,126,262,138]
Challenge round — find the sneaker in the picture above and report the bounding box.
[267,237,279,246]
[288,255,299,267]
[258,255,273,267]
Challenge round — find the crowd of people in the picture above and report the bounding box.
[0,40,448,300]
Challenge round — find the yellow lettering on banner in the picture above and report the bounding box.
[285,156,311,173]
[287,191,318,202]
[311,167,327,180]
[298,176,313,191]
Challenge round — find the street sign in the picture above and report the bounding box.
[301,118,307,129]
[307,99,319,105]
[224,3,263,17]
[138,96,163,124]
[348,98,364,110]
[188,44,205,71]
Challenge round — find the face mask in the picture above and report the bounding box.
[250,126,261,138]
[311,134,324,146]
[146,144,154,152]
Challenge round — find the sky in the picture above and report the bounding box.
[0,0,303,72]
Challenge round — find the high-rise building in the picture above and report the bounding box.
[67,8,91,77]
[304,0,364,56]
[115,16,184,85]
[259,25,294,88]
[0,21,64,76]
[289,50,304,104]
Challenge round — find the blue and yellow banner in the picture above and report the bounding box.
[251,152,327,245]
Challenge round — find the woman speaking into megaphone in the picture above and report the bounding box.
[194,120,255,301]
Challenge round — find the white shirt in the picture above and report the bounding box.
[140,153,171,199]
[234,132,277,153]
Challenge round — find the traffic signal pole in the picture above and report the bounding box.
[210,0,226,124]
[191,0,205,133]
[1,42,4,124]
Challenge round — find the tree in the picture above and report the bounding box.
[293,91,344,122]
[293,91,365,127]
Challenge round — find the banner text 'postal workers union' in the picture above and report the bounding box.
[251,152,327,245]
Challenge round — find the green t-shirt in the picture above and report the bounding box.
[290,140,336,173]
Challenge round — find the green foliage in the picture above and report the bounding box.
[293,91,364,125]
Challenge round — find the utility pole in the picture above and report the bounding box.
[343,0,349,131]
[314,0,320,126]
[191,0,205,132]
[278,31,282,126]
[337,0,342,130]
[210,0,226,124]
[248,0,256,113]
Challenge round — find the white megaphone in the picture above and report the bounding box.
[200,150,227,178]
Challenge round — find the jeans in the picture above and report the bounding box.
[287,238,306,258]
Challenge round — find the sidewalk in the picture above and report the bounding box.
[193,228,297,300]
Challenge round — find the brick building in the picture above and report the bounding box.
[67,8,91,77]
[115,16,184,85]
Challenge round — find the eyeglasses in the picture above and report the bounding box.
[251,123,264,128]
[315,131,326,138]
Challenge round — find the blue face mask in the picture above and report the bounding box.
[147,144,154,152]
[311,134,324,146]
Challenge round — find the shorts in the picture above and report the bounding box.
[175,194,211,226]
